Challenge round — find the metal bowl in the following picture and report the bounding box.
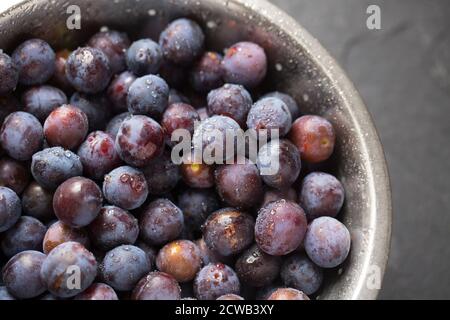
[0,0,392,299]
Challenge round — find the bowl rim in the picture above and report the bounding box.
[0,0,392,300]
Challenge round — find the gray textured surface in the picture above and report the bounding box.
[270,0,450,299]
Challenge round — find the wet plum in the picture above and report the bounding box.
[40,241,97,298]
[1,216,46,257]
[102,166,148,210]
[53,176,103,228]
[194,263,240,300]
[0,157,30,195]
[77,131,122,181]
[255,200,307,256]
[88,205,139,251]
[44,105,89,150]
[43,220,90,254]
[0,187,21,233]
[288,115,335,163]
[100,244,150,291]
[0,111,43,161]
[131,271,181,300]
[31,147,83,190]
[115,115,164,167]
[139,198,184,246]
[202,208,255,257]
[2,250,46,299]
[304,217,351,268]
[156,240,202,282]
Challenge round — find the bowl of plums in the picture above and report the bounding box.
[0,0,391,301]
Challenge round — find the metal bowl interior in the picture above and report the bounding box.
[0,0,392,299]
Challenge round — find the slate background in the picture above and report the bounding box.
[269,0,450,299]
[0,0,448,300]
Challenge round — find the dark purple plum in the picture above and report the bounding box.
[300,172,345,220]
[181,151,215,188]
[194,263,240,300]
[1,216,46,257]
[107,71,136,113]
[132,271,181,300]
[255,200,307,256]
[0,157,30,194]
[88,205,139,250]
[70,92,111,131]
[0,111,43,161]
[142,150,180,195]
[44,105,89,150]
[21,181,54,221]
[304,216,351,268]
[192,115,241,163]
[88,30,131,75]
[102,166,148,210]
[100,244,150,291]
[280,253,323,295]
[267,288,309,300]
[262,91,300,120]
[139,198,184,246]
[256,139,301,190]
[2,250,46,299]
[0,187,21,233]
[203,208,254,257]
[11,38,55,85]
[105,112,130,139]
[235,244,282,288]
[159,18,205,65]
[190,51,223,92]
[289,115,335,163]
[115,115,164,167]
[40,241,97,298]
[127,74,169,119]
[126,38,162,76]
[22,85,67,121]
[161,102,199,147]
[65,47,112,94]
[207,83,252,127]
[156,240,202,282]
[53,176,103,228]
[222,41,267,89]
[247,97,292,139]
[74,283,118,300]
[215,160,263,209]
[77,131,122,181]
[261,187,298,208]
[177,188,220,233]
[31,147,83,190]
[0,53,19,94]
[43,220,90,254]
